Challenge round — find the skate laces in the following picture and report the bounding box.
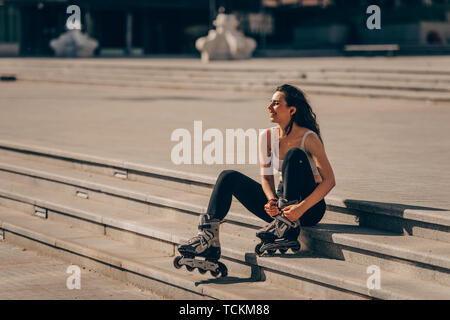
[187,230,211,246]
[189,222,217,247]
[185,214,221,248]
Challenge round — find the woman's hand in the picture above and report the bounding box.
[264,199,279,217]
[282,203,306,222]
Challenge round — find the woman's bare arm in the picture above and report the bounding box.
[261,174,277,201]
[299,133,336,212]
[259,128,277,200]
[282,132,336,221]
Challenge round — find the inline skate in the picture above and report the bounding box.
[173,214,228,278]
[255,198,301,256]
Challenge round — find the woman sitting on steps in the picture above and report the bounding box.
[174,84,336,276]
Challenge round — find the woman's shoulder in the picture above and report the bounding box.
[304,129,317,137]
[259,126,277,137]
[303,130,323,154]
[296,127,317,140]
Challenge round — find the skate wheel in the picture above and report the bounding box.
[186,265,195,272]
[173,256,182,269]
[198,268,207,274]
[291,243,301,254]
[255,243,264,256]
[267,249,276,255]
[210,269,220,278]
[218,262,228,278]
[279,248,288,254]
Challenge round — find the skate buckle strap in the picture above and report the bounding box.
[275,213,300,228]
[198,223,212,230]
[198,218,223,230]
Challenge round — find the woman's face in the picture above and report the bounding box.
[267,91,295,125]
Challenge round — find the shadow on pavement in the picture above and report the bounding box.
[194,276,260,286]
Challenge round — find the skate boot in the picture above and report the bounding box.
[255,198,301,256]
[173,214,228,277]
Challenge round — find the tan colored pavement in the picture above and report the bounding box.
[0,241,163,300]
[0,60,449,211]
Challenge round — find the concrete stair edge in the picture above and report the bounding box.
[3,174,449,273]
[7,65,450,87]
[4,59,450,76]
[1,181,449,276]
[0,155,449,272]
[1,148,449,248]
[6,66,450,93]
[0,184,449,299]
[0,162,447,239]
[3,62,450,102]
[10,73,450,102]
[301,224,450,270]
[0,207,315,300]
[0,141,448,227]
[1,206,449,300]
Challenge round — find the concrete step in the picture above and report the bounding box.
[6,64,450,92]
[0,144,449,298]
[316,66,450,76]
[62,66,450,92]
[1,64,297,80]
[20,76,450,102]
[302,221,450,287]
[325,197,450,243]
[1,198,449,300]
[0,151,266,229]
[307,70,450,84]
[0,206,310,300]
[1,173,449,288]
[0,140,215,196]
[2,60,291,74]
[2,64,450,101]
[4,58,450,76]
[7,65,450,94]
[0,142,449,243]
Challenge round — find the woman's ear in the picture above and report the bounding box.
[290,107,296,116]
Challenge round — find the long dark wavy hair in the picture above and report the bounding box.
[275,84,323,145]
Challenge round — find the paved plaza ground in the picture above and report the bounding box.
[0,241,163,299]
[0,56,449,212]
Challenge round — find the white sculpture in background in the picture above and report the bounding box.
[50,29,98,58]
[50,5,98,57]
[196,10,257,63]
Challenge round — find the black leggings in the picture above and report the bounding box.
[206,148,326,227]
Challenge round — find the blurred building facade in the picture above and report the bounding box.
[0,0,449,56]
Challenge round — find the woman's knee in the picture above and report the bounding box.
[300,200,326,226]
[216,169,241,185]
